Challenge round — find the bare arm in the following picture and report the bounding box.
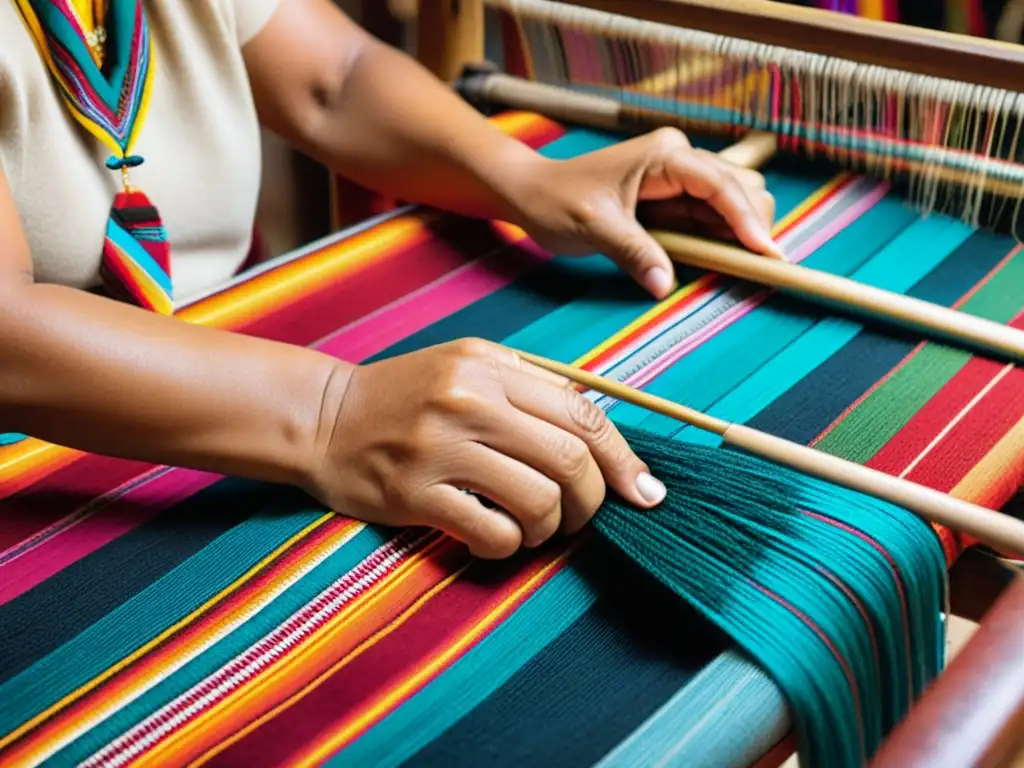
[242,0,539,225]
[242,0,778,299]
[0,160,348,487]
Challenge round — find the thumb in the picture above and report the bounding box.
[591,209,676,299]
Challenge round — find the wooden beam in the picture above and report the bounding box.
[871,576,1024,768]
[560,0,1024,92]
[416,0,486,82]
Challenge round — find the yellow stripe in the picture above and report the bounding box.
[859,0,885,20]
[111,242,173,315]
[148,536,457,767]
[950,416,1024,506]
[571,174,849,369]
[0,514,343,759]
[287,546,578,768]
[632,56,728,95]
[773,174,851,233]
[572,278,713,368]
[179,215,434,329]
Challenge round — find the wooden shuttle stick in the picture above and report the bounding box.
[653,229,1024,363]
[516,349,1024,558]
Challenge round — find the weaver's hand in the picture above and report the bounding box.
[513,127,779,300]
[308,339,666,559]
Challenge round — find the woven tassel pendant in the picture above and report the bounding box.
[100,188,173,315]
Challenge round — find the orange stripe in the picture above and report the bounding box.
[951,416,1024,517]
[0,112,557,494]
[134,537,468,767]
[0,517,362,764]
[285,544,577,767]
[0,444,82,498]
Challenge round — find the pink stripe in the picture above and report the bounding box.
[602,180,888,393]
[2,235,548,594]
[786,183,890,263]
[623,291,771,390]
[0,469,219,605]
[318,238,550,363]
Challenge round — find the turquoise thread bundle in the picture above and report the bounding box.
[594,427,947,767]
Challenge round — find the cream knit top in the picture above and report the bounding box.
[0,0,278,303]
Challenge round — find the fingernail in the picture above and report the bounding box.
[636,472,667,505]
[642,266,673,297]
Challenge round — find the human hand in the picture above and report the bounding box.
[307,339,666,559]
[510,127,779,299]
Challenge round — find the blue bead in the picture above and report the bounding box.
[105,155,146,171]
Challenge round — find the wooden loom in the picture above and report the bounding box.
[351,1,1024,765]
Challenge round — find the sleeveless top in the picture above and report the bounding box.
[0,0,278,303]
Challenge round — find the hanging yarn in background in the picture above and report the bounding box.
[488,0,1024,238]
[591,427,947,767]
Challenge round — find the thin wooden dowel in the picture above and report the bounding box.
[458,72,1024,198]
[462,77,1024,362]
[696,137,1024,363]
[515,349,1024,558]
[653,230,1024,364]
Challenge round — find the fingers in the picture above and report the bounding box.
[421,485,524,559]
[498,362,666,517]
[476,403,606,536]
[662,149,781,257]
[585,211,677,299]
[449,442,564,548]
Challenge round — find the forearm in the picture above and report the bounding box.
[284,39,544,223]
[0,283,347,486]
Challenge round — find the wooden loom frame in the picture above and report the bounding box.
[343,2,1024,764]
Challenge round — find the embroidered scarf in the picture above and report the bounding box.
[13,0,173,314]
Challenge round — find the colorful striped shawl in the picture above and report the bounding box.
[1,111,1023,767]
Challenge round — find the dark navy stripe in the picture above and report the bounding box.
[404,540,727,767]
[748,228,1017,443]
[0,478,303,684]
[367,253,637,362]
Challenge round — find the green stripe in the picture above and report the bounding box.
[647,216,974,446]
[815,248,1024,462]
[606,189,920,436]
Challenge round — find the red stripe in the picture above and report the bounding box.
[0,457,153,550]
[204,548,567,767]
[865,357,1016,483]
[236,219,537,345]
[901,370,1024,492]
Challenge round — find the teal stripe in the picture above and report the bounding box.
[0,433,26,445]
[644,216,974,446]
[46,525,393,766]
[30,2,116,104]
[327,560,600,768]
[604,190,918,436]
[106,219,172,293]
[0,504,328,734]
[105,0,139,107]
[594,652,789,768]
[505,150,825,364]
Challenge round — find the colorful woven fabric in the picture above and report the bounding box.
[2,111,1024,767]
[12,0,173,314]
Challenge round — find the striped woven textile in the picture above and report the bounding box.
[2,111,1024,767]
